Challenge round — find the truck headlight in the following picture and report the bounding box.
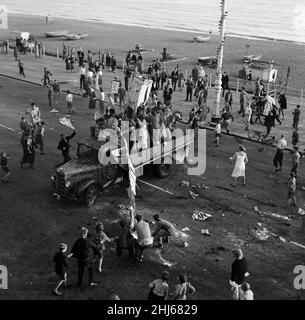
[65,181,71,188]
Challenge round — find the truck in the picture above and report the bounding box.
[51,127,193,207]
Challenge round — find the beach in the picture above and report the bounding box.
[2,12,305,90]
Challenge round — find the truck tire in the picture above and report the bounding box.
[84,184,98,207]
[153,163,173,178]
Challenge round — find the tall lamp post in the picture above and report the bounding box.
[211,0,228,124]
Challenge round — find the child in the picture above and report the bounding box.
[215,120,221,147]
[0,152,10,183]
[174,274,196,300]
[288,172,297,207]
[52,243,68,296]
[93,222,113,272]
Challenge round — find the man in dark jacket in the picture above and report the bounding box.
[221,71,229,96]
[278,91,287,119]
[230,249,248,285]
[185,77,194,102]
[69,227,99,288]
[56,129,76,168]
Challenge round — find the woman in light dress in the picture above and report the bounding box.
[230,145,248,187]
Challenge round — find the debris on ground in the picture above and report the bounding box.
[290,241,305,250]
[181,180,190,187]
[192,210,212,221]
[201,229,211,236]
[181,227,190,232]
[189,190,199,199]
[254,206,290,221]
[226,232,247,247]
[251,224,270,241]
[298,208,305,216]
[183,242,189,247]
[191,184,209,189]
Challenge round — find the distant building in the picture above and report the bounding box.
[0,5,8,30]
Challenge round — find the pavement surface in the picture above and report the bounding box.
[0,53,305,300]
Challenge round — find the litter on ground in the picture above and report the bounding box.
[192,210,212,221]
[254,206,290,221]
[298,208,305,216]
[201,229,211,236]
[181,227,190,232]
[251,224,271,241]
[189,190,199,199]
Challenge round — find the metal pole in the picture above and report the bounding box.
[211,0,227,123]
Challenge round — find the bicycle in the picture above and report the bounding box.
[247,129,278,146]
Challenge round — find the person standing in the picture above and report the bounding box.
[148,271,170,301]
[221,109,234,134]
[221,71,229,96]
[291,146,301,180]
[124,67,131,91]
[79,64,86,89]
[88,88,97,114]
[42,67,52,86]
[35,121,46,155]
[278,91,287,119]
[191,65,198,87]
[18,58,25,77]
[69,227,99,289]
[66,91,75,115]
[239,87,248,117]
[163,81,173,106]
[224,88,233,110]
[52,243,69,296]
[133,214,153,262]
[118,82,126,110]
[98,87,105,114]
[111,55,117,72]
[230,145,248,187]
[48,85,55,111]
[292,129,299,149]
[215,120,221,147]
[244,103,252,131]
[20,135,35,169]
[160,68,167,90]
[230,249,248,285]
[292,105,301,130]
[56,130,77,168]
[185,77,194,102]
[178,69,184,91]
[273,134,287,172]
[14,46,19,61]
[92,222,113,273]
[87,50,93,69]
[287,172,297,207]
[171,66,179,91]
[0,152,11,183]
[173,274,196,300]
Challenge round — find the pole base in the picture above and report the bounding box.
[210,115,221,126]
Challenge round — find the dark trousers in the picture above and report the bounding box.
[19,68,25,77]
[186,88,193,101]
[56,154,71,168]
[116,245,134,259]
[273,149,283,168]
[80,75,85,89]
[135,242,151,260]
[124,77,129,91]
[35,135,44,153]
[293,118,299,130]
[77,260,94,287]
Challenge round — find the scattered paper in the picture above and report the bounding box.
[201,229,211,236]
[189,190,199,199]
[192,210,212,221]
[59,117,75,130]
[254,206,289,221]
[181,227,190,232]
[181,180,190,187]
[298,208,305,216]
[251,224,270,241]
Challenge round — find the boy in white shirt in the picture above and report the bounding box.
[215,120,221,147]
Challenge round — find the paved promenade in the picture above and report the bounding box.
[0,50,303,147]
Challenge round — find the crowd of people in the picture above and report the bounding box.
[2,40,304,301]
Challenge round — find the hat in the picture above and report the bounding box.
[241,282,251,291]
[161,271,170,280]
[58,243,67,250]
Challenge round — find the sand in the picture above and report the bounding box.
[1,13,305,90]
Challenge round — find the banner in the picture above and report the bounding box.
[0,6,8,30]
[128,75,153,108]
[111,80,120,94]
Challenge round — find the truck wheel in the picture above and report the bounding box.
[84,184,98,207]
[153,163,173,178]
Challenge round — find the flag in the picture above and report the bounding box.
[59,117,75,130]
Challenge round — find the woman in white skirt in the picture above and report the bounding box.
[230,145,248,187]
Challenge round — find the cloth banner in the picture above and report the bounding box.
[111,80,120,94]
